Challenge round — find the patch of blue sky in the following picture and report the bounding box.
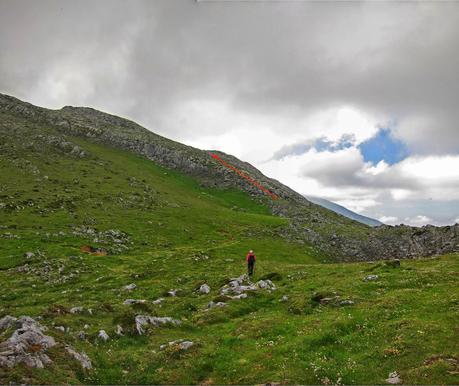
[358,128,409,165]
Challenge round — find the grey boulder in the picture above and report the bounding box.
[65,345,92,370]
[199,284,211,294]
[134,315,181,335]
[364,274,379,281]
[98,330,109,342]
[0,316,56,368]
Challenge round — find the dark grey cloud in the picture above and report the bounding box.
[301,156,420,190]
[272,134,355,160]
[1,0,458,151]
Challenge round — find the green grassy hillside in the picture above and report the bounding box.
[0,101,458,384]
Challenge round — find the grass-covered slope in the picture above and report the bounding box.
[2,93,458,262]
[0,134,314,270]
[0,95,458,384]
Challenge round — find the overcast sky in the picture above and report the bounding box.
[1,0,459,226]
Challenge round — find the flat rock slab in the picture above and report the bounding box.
[135,315,181,335]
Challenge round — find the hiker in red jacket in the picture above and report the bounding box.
[246,250,256,276]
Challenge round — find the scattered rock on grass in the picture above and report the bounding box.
[364,274,379,281]
[199,284,211,294]
[179,340,194,350]
[220,275,277,297]
[207,301,227,309]
[152,298,164,305]
[220,275,256,296]
[135,315,181,335]
[116,325,124,336]
[386,371,402,384]
[230,293,248,300]
[123,299,146,305]
[159,339,194,351]
[98,330,109,341]
[124,283,137,291]
[256,279,276,291]
[65,345,92,370]
[339,300,354,306]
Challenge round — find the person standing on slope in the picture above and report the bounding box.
[246,249,256,276]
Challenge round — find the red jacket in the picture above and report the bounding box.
[246,253,256,262]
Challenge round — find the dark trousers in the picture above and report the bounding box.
[248,261,255,276]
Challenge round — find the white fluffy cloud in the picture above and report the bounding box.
[405,215,433,226]
[258,147,459,226]
[183,104,383,165]
[378,216,399,225]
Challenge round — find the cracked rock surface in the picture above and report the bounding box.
[0,316,56,369]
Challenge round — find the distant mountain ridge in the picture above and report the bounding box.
[306,196,383,227]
